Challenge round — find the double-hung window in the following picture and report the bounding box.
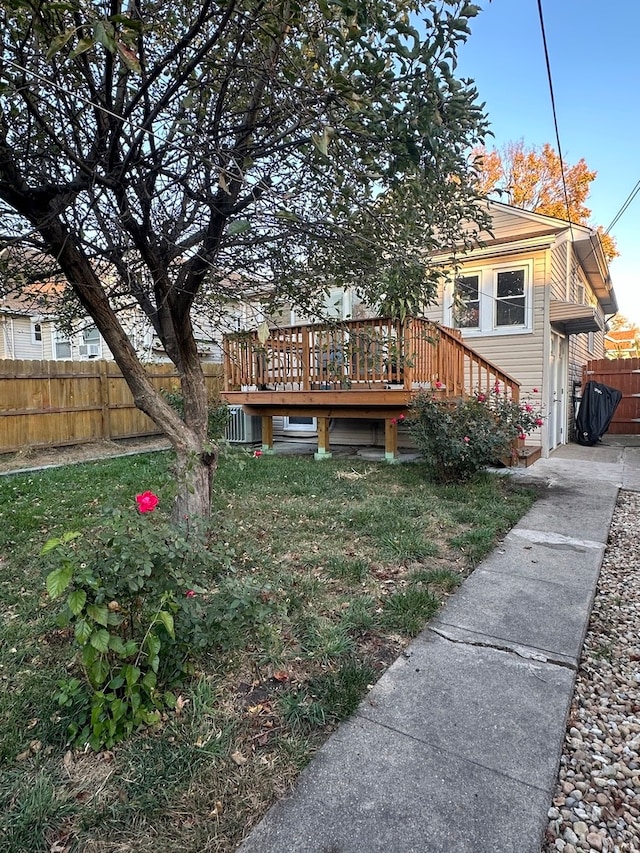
[453,274,480,328]
[450,262,531,335]
[495,269,526,327]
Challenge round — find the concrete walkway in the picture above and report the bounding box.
[239,438,640,853]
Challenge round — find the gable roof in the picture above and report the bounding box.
[471,201,617,314]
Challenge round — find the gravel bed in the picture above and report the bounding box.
[542,489,640,853]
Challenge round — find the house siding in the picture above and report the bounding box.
[550,240,568,300]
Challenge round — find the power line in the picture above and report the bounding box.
[605,179,640,234]
[536,0,575,240]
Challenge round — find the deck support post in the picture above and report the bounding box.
[261,415,275,454]
[385,417,399,463]
[314,416,332,460]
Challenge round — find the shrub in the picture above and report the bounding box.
[162,388,230,440]
[409,386,543,483]
[42,492,223,750]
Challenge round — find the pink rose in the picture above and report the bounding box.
[253,449,263,457]
[435,381,443,389]
[390,418,397,425]
[463,436,470,443]
[185,590,196,598]
[477,393,486,402]
[535,418,544,426]
[518,433,526,440]
[398,414,405,421]
[532,388,539,394]
[136,491,159,513]
[525,404,533,413]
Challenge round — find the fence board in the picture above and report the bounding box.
[583,358,640,434]
[0,359,223,453]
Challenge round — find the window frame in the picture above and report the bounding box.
[31,319,43,345]
[447,260,533,337]
[53,328,72,360]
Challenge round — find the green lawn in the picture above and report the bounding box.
[0,448,536,852]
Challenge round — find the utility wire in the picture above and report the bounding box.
[605,179,640,234]
[536,0,575,240]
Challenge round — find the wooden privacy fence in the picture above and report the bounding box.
[583,358,640,435]
[0,359,223,453]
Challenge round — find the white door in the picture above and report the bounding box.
[548,332,567,450]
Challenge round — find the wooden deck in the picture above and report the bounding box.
[221,317,520,460]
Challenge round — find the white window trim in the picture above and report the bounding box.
[53,328,72,360]
[446,260,534,337]
[283,416,317,433]
[31,319,43,346]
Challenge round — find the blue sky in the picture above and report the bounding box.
[456,0,640,323]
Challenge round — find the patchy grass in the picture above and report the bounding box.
[0,448,536,852]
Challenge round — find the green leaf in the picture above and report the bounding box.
[67,589,87,616]
[41,531,80,554]
[108,635,127,655]
[142,670,157,691]
[157,610,175,638]
[90,659,110,686]
[93,20,117,53]
[122,664,141,687]
[45,28,75,61]
[87,603,109,627]
[227,220,250,236]
[69,37,94,59]
[46,565,73,599]
[90,628,110,653]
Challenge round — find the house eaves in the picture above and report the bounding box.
[572,236,618,314]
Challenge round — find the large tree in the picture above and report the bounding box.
[474,141,618,261]
[0,0,490,520]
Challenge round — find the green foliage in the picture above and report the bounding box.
[409,387,544,483]
[161,389,230,440]
[42,497,223,750]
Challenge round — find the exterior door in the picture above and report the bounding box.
[548,332,567,450]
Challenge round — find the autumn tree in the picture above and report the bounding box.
[0,0,490,521]
[474,141,618,261]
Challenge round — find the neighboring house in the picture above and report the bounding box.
[605,328,640,359]
[0,273,264,365]
[229,201,617,457]
[0,285,108,361]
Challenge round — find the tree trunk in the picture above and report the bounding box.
[172,443,218,524]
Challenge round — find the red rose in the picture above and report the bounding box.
[136,491,159,513]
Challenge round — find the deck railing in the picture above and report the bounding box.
[223,317,519,401]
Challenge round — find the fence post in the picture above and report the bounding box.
[99,360,112,440]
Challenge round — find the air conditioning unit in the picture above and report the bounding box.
[226,405,262,444]
[78,344,101,358]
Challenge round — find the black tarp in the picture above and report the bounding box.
[575,380,623,446]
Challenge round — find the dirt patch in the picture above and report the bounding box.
[0,436,171,475]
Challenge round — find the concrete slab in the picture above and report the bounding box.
[622,447,640,491]
[479,530,604,588]
[239,715,553,853]
[430,566,597,666]
[507,481,619,544]
[358,632,575,790]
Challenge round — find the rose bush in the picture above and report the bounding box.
[42,492,224,749]
[409,387,544,483]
